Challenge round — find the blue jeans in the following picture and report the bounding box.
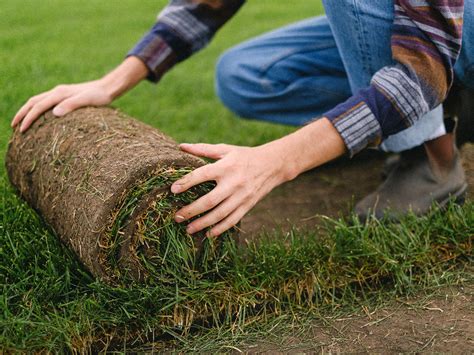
[215,1,474,153]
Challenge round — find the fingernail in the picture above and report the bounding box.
[175,215,185,223]
[53,107,65,117]
[171,181,184,193]
[186,225,195,234]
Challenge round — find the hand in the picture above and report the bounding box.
[170,118,347,237]
[11,80,114,132]
[171,143,292,237]
[11,56,149,132]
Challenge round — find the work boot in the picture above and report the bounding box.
[445,87,474,146]
[382,114,462,180]
[355,145,467,221]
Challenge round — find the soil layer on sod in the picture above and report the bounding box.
[6,107,233,285]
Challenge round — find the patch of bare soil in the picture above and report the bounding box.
[239,144,474,353]
[242,284,473,353]
[241,150,383,237]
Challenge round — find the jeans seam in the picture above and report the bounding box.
[351,0,372,78]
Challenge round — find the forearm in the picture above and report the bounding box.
[264,118,347,182]
[100,56,149,100]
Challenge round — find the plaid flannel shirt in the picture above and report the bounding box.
[128,0,464,156]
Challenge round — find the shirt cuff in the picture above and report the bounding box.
[324,98,383,157]
[126,32,178,83]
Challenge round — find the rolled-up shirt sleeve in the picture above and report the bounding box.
[127,0,245,82]
[324,0,464,156]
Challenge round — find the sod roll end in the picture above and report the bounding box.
[6,107,235,285]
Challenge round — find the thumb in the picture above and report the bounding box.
[180,143,234,160]
[53,96,88,117]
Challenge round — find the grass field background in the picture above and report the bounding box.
[1,1,472,352]
[0,0,322,158]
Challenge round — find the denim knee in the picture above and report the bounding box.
[215,48,257,119]
[322,0,353,17]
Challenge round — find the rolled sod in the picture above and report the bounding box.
[6,107,234,285]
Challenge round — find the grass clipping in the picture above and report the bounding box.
[6,107,234,285]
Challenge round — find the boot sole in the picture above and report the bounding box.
[354,183,469,224]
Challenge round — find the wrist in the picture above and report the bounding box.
[99,56,149,100]
[265,118,346,182]
[260,139,300,184]
[97,77,122,101]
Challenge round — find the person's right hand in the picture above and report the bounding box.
[11,80,114,133]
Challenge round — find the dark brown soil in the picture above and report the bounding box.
[239,284,474,353]
[238,143,474,353]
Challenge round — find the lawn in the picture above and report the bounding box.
[0,0,311,152]
[1,0,473,352]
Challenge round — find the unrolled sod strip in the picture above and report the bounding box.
[6,107,234,284]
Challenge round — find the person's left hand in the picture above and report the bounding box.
[171,142,292,237]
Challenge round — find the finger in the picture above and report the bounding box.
[175,183,232,223]
[171,165,216,194]
[19,94,69,132]
[180,143,234,160]
[53,95,90,117]
[207,205,247,237]
[12,92,51,128]
[185,196,240,234]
